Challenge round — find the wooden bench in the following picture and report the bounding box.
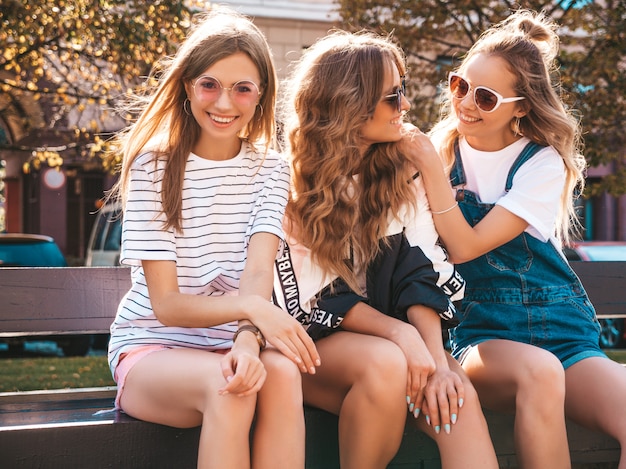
[0,264,624,468]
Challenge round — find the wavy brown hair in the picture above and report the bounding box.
[430,10,585,244]
[281,30,416,292]
[110,7,277,231]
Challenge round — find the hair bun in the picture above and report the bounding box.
[509,10,560,63]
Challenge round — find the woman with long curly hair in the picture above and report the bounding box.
[274,30,497,469]
[407,10,626,468]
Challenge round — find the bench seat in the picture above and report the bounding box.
[0,386,620,468]
[0,265,624,468]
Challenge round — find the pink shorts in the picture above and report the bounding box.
[113,345,231,409]
[114,345,170,409]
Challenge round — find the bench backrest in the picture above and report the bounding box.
[0,262,625,336]
[0,267,130,337]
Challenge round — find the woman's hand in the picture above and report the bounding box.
[397,123,440,171]
[219,338,266,397]
[249,296,320,375]
[419,365,465,435]
[390,324,436,417]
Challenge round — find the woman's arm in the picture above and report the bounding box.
[143,232,319,373]
[399,126,528,264]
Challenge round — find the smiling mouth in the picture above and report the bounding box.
[210,114,237,124]
[459,112,480,123]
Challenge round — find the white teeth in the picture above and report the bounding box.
[211,114,236,123]
[460,113,479,123]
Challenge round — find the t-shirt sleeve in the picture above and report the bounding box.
[120,154,176,266]
[497,147,565,242]
[247,157,290,244]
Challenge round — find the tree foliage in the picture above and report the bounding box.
[337,0,626,196]
[0,0,195,172]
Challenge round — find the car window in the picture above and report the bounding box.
[104,216,122,251]
[86,203,122,266]
[91,212,109,250]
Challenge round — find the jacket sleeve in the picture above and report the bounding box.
[367,232,461,328]
[366,178,465,328]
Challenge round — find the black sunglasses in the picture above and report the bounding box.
[383,76,406,113]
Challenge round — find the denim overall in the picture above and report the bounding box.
[449,140,605,368]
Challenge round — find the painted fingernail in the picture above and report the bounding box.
[459,398,464,408]
[316,359,321,366]
[435,425,440,434]
[444,424,451,434]
[406,396,411,405]
[413,408,420,419]
[409,403,414,412]
[309,366,316,374]
[425,415,431,426]
[451,413,457,424]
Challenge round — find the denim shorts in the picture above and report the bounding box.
[450,295,607,369]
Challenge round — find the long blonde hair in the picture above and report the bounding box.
[282,30,416,292]
[430,9,585,244]
[110,7,277,231]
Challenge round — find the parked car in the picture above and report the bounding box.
[564,241,626,349]
[0,233,91,356]
[0,233,67,267]
[85,202,122,267]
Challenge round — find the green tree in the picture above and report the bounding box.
[0,0,195,171]
[337,0,626,196]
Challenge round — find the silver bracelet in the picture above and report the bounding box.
[431,202,458,215]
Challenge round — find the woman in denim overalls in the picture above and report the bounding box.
[402,10,626,469]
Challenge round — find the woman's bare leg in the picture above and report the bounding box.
[565,356,626,469]
[252,348,305,469]
[120,348,256,469]
[462,339,570,469]
[415,353,498,468]
[302,332,407,469]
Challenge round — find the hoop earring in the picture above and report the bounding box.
[256,103,263,118]
[512,116,522,136]
[183,98,192,116]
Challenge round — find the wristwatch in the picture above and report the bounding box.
[233,324,266,350]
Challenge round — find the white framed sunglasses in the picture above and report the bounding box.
[448,72,525,113]
[192,75,260,106]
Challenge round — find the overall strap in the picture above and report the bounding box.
[450,139,466,187]
[504,142,547,191]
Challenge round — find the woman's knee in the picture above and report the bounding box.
[355,339,407,393]
[515,351,566,409]
[261,349,303,396]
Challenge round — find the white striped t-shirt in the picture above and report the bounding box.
[108,141,289,374]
